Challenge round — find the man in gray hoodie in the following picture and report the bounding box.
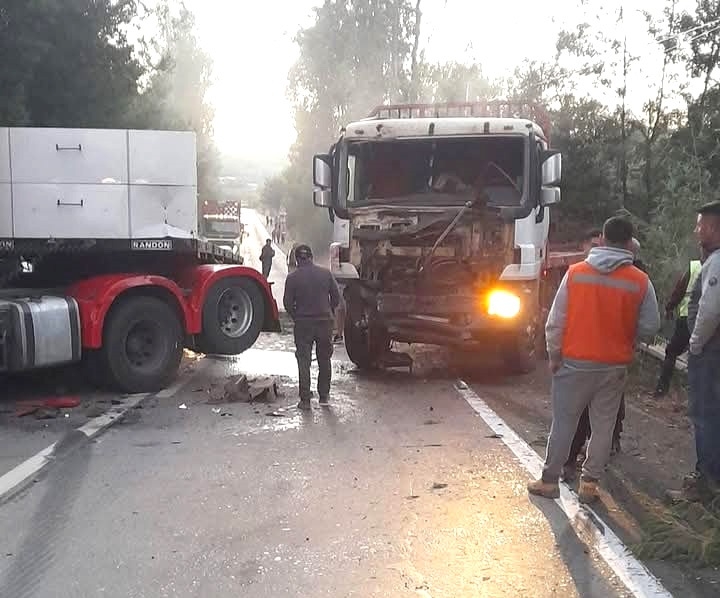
[669,201,720,502]
[529,217,660,503]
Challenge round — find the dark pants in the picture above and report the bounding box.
[657,317,690,392]
[688,350,720,482]
[565,395,625,468]
[294,319,334,401]
[261,262,271,279]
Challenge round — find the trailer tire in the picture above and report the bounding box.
[197,277,265,355]
[102,296,183,393]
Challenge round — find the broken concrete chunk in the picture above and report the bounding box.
[208,375,281,404]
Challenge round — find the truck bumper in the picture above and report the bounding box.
[377,292,528,347]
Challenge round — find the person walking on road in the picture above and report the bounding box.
[654,255,703,397]
[529,217,660,503]
[260,239,275,279]
[669,201,720,503]
[283,244,341,410]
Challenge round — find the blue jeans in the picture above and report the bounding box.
[688,349,720,481]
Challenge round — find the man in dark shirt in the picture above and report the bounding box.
[654,253,704,396]
[260,239,275,279]
[283,244,341,409]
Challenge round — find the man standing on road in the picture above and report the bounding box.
[283,244,341,410]
[260,239,275,279]
[562,235,648,479]
[654,255,703,397]
[529,217,660,503]
[670,201,720,502]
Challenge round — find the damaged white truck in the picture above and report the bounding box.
[311,102,563,373]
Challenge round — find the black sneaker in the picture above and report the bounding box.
[319,395,329,406]
[297,400,311,411]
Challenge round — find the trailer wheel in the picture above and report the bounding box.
[102,296,183,393]
[198,278,265,354]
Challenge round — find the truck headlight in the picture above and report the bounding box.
[487,290,521,319]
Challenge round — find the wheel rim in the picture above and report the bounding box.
[217,287,254,338]
[124,320,168,373]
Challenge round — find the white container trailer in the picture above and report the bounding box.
[0,127,279,392]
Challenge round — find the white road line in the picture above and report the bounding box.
[455,381,674,598]
[0,443,58,504]
[0,360,210,504]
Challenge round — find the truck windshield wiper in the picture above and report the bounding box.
[417,196,481,275]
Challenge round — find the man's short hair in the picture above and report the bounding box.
[602,217,634,245]
[698,200,720,216]
[295,244,313,261]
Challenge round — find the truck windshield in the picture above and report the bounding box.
[203,219,239,237]
[342,136,526,208]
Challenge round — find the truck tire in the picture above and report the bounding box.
[197,278,265,355]
[502,324,538,375]
[344,312,390,370]
[102,296,183,393]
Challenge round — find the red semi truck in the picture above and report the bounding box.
[0,127,279,392]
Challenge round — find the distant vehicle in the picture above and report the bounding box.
[200,199,244,256]
[311,101,569,373]
[0,127,279,392]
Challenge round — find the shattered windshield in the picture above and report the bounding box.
[343,136,526,207]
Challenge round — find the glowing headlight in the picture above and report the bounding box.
[487,290,521,319]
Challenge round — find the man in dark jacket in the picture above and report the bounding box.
[283,244,341,409]
[260,239,275,279]
[655,254,703,396]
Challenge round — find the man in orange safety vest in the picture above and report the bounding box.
[529,217,660,503]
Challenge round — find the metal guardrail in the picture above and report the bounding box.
[639,339,687,372]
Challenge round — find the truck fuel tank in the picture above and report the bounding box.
[0,296,81,372]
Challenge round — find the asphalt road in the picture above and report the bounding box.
[0,213,699,598]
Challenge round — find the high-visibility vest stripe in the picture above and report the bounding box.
[678,260,702,318]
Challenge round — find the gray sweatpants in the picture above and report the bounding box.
[542,364,627,482]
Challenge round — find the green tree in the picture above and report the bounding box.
[0,0,143,127]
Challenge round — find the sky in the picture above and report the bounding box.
[184,0,697,165]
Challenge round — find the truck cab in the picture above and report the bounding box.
[312,102,562,372]
[200,199,244,257]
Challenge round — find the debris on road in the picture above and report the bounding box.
[208,375,281,404]
[84,405,106,419]
[15,396,81,417]
[34,408,60,420]
[431,482,448,490]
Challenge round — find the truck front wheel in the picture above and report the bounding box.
[102,296,184,393]
[197,278,265,355]
[344,311,389,370]
[502,322,538,375]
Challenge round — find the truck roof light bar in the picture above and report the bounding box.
[366,101,551,141]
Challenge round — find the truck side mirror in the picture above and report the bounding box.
[313,154,333,189]
[540,186,561,206]
[313,189,332,207]
[541,151,561,186]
